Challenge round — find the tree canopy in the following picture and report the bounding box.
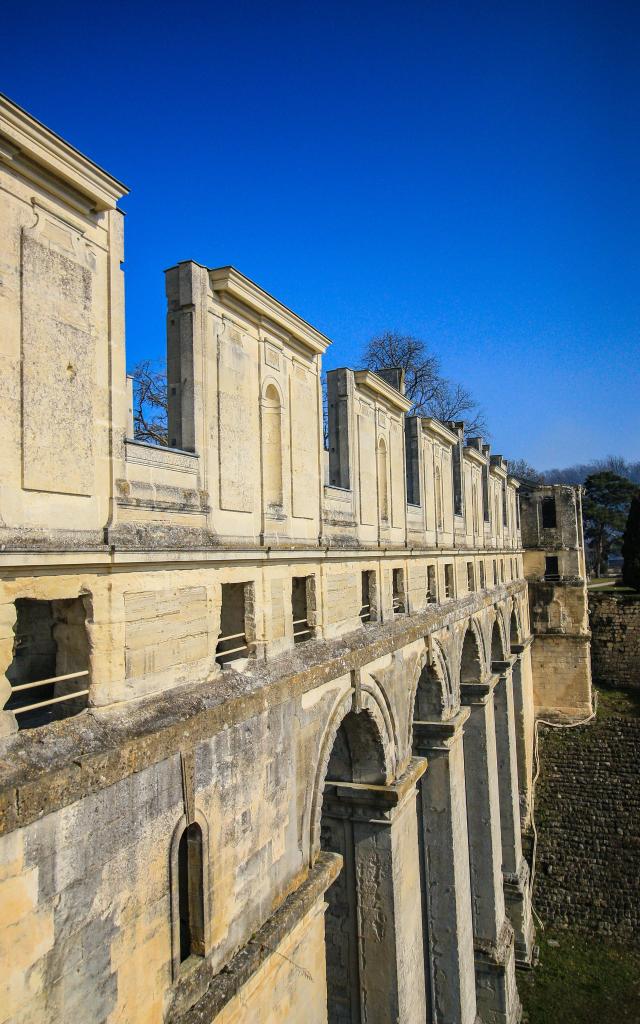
[361,332,487,436]
[582,472,638,577]
[622,494,640,591]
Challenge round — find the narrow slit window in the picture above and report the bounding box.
[493,560,498,586]
[479,562,485,589]
[178,823,205,963]
[467,562,475,592]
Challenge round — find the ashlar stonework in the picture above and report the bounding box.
[0,94,592,1024]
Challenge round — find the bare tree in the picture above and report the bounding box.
[130,359,168,446]
[362,331,488,436]
[506,458,544,485]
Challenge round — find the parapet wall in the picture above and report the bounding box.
[589,592,640,690]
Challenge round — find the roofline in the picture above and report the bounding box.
[209,265,332,354]
[0,93,129,210]
[353,370,413,413]
[421,418,458,445]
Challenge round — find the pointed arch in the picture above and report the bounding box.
[411,638,455,722]
[459,623,483,684]
[510,604,521,646]
[169,810,211,978]
[490,614,506,664]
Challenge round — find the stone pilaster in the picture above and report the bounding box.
[492,660,534,965]
[461,678,521,1024]
[510,638,535,825]
[413,710,478,1024]
[323,757,428,1024]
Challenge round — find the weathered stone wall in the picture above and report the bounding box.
[589,592,640,690]
[533,707,640,940]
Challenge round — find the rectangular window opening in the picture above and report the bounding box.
[426,565,437,604]
[392,568,405,614]
[217,583,254,667]
[545,556,560,581]
[541,496,557,529]
[444,563,455,599]
[467,562,475,592]
[6,597,90,730]
[493,560,498,586]
[292,576,315,644]
[360,571,377,623]
[479,562,486,589]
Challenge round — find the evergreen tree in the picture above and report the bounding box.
[622,494,640,591]
[582,472,638,577]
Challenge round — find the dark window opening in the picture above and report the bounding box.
[493,560,498,586]
[6,597,89,730]
[360,571,377,623]
[541,497,557,529]
[545,556,560,580]
[293,576,315,643]
[392,568,405,614]
[500,559,505,583]
[178,823,205,963]
[216,583,254,667]
[426,565,437,604]
[479,562,486,589]
[444,564,455,599]
[467,562,475,592]
[452,439,463,516]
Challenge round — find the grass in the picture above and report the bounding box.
[520,929,640,1024]
[594,684,640,719]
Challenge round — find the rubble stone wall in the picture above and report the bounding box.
[589,592,640,690]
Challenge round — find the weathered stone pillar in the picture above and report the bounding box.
[323,758,428,1024]
[492,660,534,965]
[461,678,521,1024]
[510,639,535,825]
[413,711,478,1024]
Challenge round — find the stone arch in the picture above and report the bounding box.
[410,637,455,724]
[490,609,507,664]
[308,687,394,863]
[169,807,212,979]
[509,603,522,646]
[459,620,484,684]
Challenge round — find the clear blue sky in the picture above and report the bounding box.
[4,1,639,469]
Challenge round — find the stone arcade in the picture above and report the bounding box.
[0,96,592,1024]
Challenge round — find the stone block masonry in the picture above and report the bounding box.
[589,591,640,690]
[533,705,640,940]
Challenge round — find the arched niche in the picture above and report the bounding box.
[262,382,283,511]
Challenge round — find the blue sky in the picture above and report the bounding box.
[3,1,639,468]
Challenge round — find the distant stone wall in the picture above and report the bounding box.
[589,592,640,690]
[533,711,640,940]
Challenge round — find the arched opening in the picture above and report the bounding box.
[510,609,520,647]
[263,384,283,510]
[413,658,449,721]
[177,822,205,963]
[460,627,482,684]
[472,482,479,536]
[321,710,388,1022]
[377,437,388,521]
[490,618,505,666]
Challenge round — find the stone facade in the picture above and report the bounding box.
[534,712,640,940]
[0,96,591,1024]
[589,592,640,690]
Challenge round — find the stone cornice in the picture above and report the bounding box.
[0,93,128,210]
[421,418,458,446]
[209,266,331,355]
[353,370,413,413]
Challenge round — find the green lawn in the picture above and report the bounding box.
[520,929,640,1024]
[594,684,640,718]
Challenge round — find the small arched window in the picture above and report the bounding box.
[178,822,205,962]
[263,384,283,510]
[377,438,388,521]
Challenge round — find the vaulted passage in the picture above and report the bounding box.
[320,711,427,1024]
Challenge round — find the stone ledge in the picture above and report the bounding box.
[167,851,342,1024]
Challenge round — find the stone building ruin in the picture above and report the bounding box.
[0,95,592,1024]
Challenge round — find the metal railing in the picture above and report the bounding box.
[10,669,89,716]
[392,597,405,614]
[293,617,313,642]
[216,630,250,664]
[359,603,371,623]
